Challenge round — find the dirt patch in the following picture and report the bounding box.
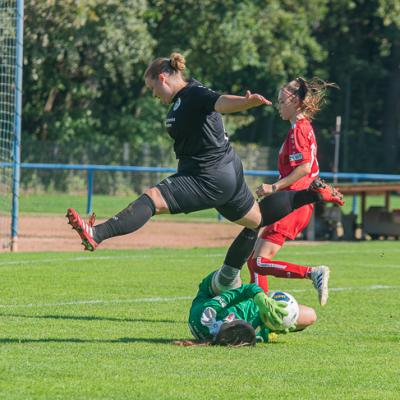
[13,215,243,252]
[6,215,317,252]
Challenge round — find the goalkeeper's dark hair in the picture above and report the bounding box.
[213,320,256,347]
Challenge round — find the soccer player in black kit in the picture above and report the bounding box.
[67,52,343,298]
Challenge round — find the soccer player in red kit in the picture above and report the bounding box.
[248,77,338,306]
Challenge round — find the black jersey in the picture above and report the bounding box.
[165,79,234,172]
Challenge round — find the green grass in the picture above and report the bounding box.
[19,193,220,220]
[19,192,400,220]
[0,242,399,399]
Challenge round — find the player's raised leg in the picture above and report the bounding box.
[235,177,344,230]
[66,210,98,251]
[66,187,165,251]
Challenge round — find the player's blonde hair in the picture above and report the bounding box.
[283,77,338,120]
[144,52,186,80]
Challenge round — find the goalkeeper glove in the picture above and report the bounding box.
[254,292,288,328]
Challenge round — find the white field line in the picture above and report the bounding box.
[290,284,399,292]
[0,296,193,309]
[0,285,398,310]
[0,253,226,267]
[0,248,399,267]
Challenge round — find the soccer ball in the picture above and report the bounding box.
[267,291,299,330]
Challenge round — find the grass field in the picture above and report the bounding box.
[19,193,220,220]
[1,242,399,399]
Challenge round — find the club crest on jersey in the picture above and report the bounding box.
[224,313,237,323]
[173,97,181,111]
[289,153,303,161]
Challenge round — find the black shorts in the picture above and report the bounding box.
[156,152,255,222]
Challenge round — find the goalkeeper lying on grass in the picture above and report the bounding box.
[175,225,317,347]
[180,271,317,347]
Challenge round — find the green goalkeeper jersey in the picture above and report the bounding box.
[188,271,266,341]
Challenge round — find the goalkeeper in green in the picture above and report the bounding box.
[178,226,316,346]
[188,271,316,346]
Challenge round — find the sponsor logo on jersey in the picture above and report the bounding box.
[214,296,227,307]
[172,97,181,111]
[289,152,303,161]
[165,117,175,128]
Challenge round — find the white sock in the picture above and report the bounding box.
[211,265,241,295]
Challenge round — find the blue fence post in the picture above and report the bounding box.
[352,177,358,215]
[87,169,94,215]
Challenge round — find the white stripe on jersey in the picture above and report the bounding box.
[256,257,288,270]
[310,142,319,178]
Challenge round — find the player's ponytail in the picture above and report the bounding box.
[144,52,186,80]
[169,52,186,73]
[284,77,338,120]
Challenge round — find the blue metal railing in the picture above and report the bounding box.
[2,162,399,215]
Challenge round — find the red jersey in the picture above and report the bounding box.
[278,118,319,191]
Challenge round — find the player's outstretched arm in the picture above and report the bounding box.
[256,163,311,198]
[215,91,272,113]
[202,283,263,314]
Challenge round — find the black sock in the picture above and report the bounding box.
[213,227,259,290]
[258,190,319,227]
[224,227,259,270]
[93,194,156,243]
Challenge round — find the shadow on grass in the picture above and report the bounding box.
[0,313,185,324]
[0,337,285,346]
[0,337,182,345]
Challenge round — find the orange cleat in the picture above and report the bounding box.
[309,178,344,206]
[66,208,98,251]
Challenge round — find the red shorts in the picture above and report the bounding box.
[260,204,314,246]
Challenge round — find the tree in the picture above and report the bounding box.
[23,0,163,164]
[146,0,327,144]
[314,0,400,173]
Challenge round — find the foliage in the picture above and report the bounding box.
[23,0,166,149]
[312,0,400,172]
[21,0,400,173]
